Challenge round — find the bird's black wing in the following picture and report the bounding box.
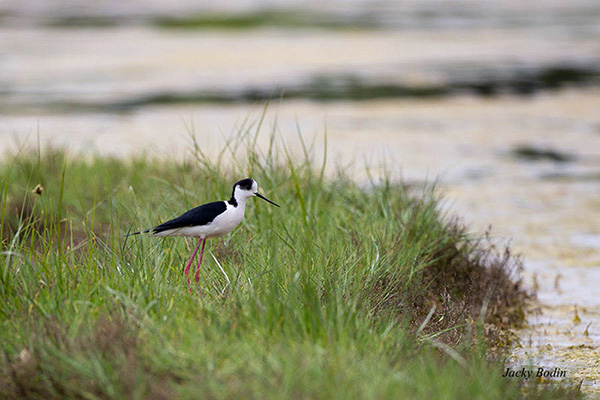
[151,201,227,234]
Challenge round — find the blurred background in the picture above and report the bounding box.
[1,0,600,391]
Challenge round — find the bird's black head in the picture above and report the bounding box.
[234,178,255,191]
[229,178,280,207]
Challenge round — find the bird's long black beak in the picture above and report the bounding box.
[255,192,280,207]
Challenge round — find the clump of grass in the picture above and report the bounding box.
[1,313,174,399]
[0,127,578,399]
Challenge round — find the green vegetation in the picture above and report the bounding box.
[45,11,378,31]
[0,129,577,399]
[152,11,376,31]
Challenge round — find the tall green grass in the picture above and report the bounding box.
[0,129,577,399]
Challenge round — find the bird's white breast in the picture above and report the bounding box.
[207,202,246,237]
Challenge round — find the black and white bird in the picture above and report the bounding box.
[129,178,279,290]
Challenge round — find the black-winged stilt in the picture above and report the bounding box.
[129,178,279,291]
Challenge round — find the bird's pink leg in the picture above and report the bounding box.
[195,238,207,292]
[184,238,202,288]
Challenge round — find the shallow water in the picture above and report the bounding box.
[1,0,600,395]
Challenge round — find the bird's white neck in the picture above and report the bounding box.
[228,194,249,208]
[229,186,253,207]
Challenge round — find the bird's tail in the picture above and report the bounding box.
[124,228,152,237]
